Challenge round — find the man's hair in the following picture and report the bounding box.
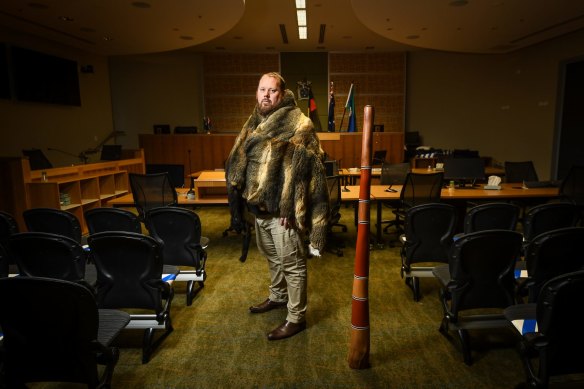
[262,72,286,91]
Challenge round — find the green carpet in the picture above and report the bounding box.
[30,205,568,388]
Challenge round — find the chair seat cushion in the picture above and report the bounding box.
[98,309,131,346]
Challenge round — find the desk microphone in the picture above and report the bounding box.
[385,184,397,193]
[186,149,195,200]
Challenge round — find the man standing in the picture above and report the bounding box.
[225,72,329,340]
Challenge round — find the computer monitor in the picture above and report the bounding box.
[22,149,52,170]
[372,150,387,166]
[443,157,485,188]
[146,164,185,188]
[100,145,122,161]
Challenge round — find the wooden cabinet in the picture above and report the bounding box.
[0,150,145,234]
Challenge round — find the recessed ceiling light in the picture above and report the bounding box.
[102,36,113,41]
[59,16,74,22]
[298,26,307,39]
[297,10,307,26]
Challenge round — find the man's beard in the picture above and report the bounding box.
[258,99,280,116]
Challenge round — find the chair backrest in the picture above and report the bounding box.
[524,226,584,302]
[129,172,178,221]
[0,211,19,276]
[0,276,101,387]
[463,202,520,234]
[402,203,458,267]
[87,231,167,312]
[559,164,584,209]
[380,162,410,187]
[522,202,579,243]
[9,231,87,283]
[23,207,82,243]
[504,161,539,183]
[326,175,342,219]
[400,172,444,208]
[534,270,584,381]
[84,207,142,235]
[0,210,19,238]
[447,230,523,316]
[145,207,206,269]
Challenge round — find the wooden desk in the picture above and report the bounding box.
[371,183,560,246]
[193,171,227,200]
[107,187,228,207]
[411,166,505,176]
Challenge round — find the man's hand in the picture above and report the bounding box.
[279,217,295,229]
[309,244,321,257]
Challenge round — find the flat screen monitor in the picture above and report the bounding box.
[443,157,485,188]
[372,150,387,165]
[22,149,53,170]
[146,164,185,188]
[100,145,122,161]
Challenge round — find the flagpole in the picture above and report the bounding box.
[339,108,347,132]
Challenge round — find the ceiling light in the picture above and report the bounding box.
[298,26,307,40]
[295,0,306,8]
[297,10,306,26]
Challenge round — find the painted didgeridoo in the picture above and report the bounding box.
[348,105,374,369]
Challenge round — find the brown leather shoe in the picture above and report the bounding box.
[267,320,306,340]
[249,298,287,313]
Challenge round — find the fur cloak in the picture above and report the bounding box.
[225,90,329,252]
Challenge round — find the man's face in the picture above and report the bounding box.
[256,75,283,115]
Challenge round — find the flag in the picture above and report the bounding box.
[345,83,356,132]
[308,87,322,131]
[327,83,335,132]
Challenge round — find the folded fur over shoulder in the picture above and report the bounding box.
[225,90,329,252]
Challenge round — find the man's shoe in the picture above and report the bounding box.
[267,320,306,340]
[249,298,287,313]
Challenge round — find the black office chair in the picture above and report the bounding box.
[9,231,94,289]
[0,211,19,277]
[399,203,458,301]
[390,172,444,239]
[128,172,178,223]
[87,231,175,364]
[433,229,523,365]
[0,276,130,388]
[516,227,584,303]
[461,202,520,234]
[504,270,584,388]
[23,207,82,244]
[325,175,346,257]
[521,202,579,248]
[145,206,209,306]
[85,207,142,235]
[559,164,584,224]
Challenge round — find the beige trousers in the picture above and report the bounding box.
[255,216,307,323]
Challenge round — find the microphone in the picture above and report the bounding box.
[385,183,397,193]
[186,149,195,199]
